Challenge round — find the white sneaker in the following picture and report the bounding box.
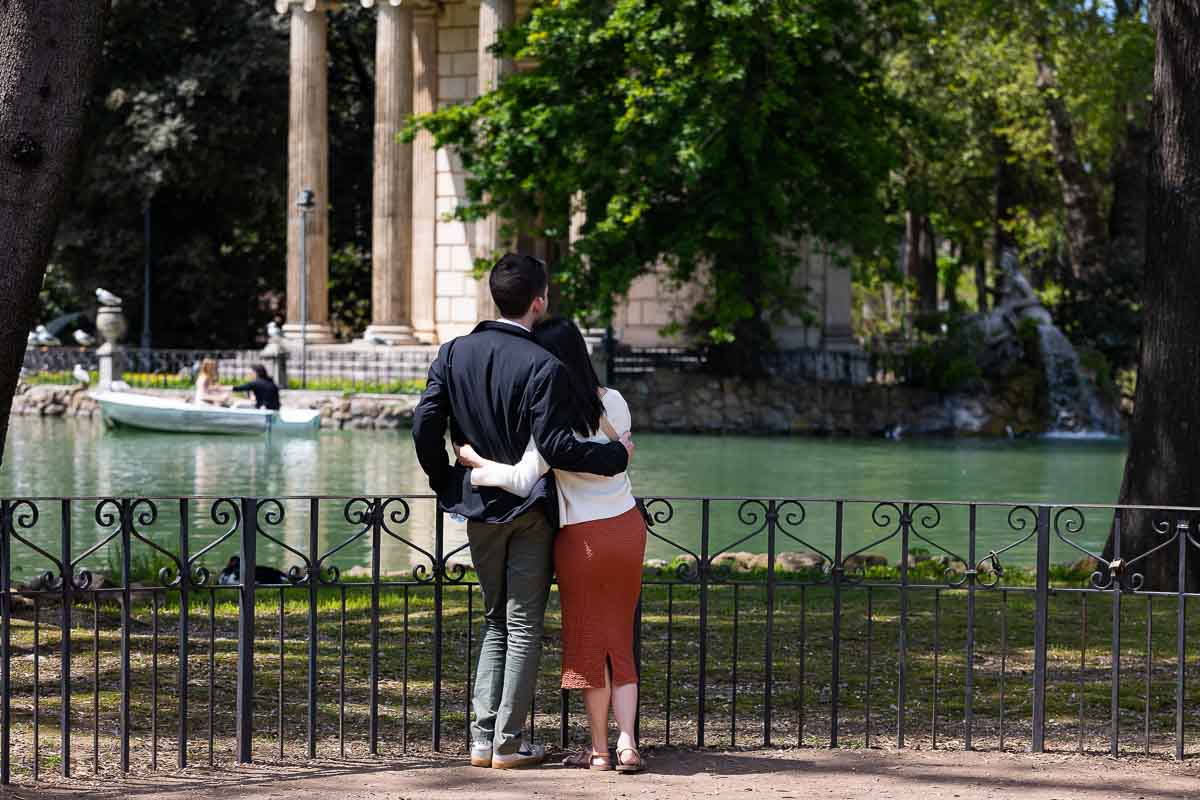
[470,741,493,768]
[491,740,545,769]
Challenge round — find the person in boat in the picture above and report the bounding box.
[194,358,230,405]
[233,364,282,411]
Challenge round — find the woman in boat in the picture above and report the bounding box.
[194,358,230,405]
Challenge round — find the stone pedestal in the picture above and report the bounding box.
[822,257,857,350]
[410,6,439,342]
[361,0,416,345]
[278,0,334,343]
[261,340,289,388]
[95,305,128,391]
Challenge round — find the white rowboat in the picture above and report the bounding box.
[93,392,321,436]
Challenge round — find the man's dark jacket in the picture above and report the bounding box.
[232,377,281,410]
[411,321,629,525]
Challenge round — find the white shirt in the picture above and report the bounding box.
[470,388,637,526]
[496,318,531,332]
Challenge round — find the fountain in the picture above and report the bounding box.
[971,250,1121,435]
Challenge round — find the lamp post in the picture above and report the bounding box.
[141,201,153,354]
[296,188,316,389]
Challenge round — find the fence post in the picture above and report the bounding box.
[369,498,381,755]
[1030,505,1051,753]
[1176,513,1188,761]
[119,500,132,773]
[307,498,319,759]
[830,501,844,747]
[432,510,444,752]
[762,501,776,747]
[236,497,258,763]
[697,500,711,748]
[177,499,190,769]
[897,502,910,748]
[60,500,73,776]
[0,501,11,786]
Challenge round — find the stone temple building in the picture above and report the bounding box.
[274,0,855,350]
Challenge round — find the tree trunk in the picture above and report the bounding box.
[0,1,107,463]
[1034,48,1108,281]
[1108,0,1200,592]
[904,209,921,282]
[918,218,938,315]
[1107,118,1151,281]
[974,255,988,313]
[990,135,1017,308]
[905,210,938,317]
[943,242,961,313]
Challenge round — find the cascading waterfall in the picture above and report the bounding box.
[974,250,1121,436]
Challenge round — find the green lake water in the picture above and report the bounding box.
[0,417,1127,581]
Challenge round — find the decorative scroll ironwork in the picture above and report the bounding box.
[773,500,834,581]
[904,503,971,586]
[254,499,308,584]
[638,498,703,582]
[2,500,66,591]
[838,502,905,584]
[186,498,241,587]
[375,497,437,583]
[1054,506,1182,592]
[970,505,1038,588]
[312,498,375,585]
[703,500,772,578]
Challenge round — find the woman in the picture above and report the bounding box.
[194,358,230,405]
[456,318,647,773]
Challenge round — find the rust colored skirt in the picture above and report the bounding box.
[554,505,647,689]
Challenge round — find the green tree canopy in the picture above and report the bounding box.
[409,0,898,366]
[47,1,381,348]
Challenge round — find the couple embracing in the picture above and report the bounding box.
[412,253,647,773]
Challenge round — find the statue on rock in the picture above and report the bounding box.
[969,249,1120,435]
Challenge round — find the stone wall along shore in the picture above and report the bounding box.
[11,384,419,431]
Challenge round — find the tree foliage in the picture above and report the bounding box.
[409,0,897,363]
[876,0,1153,368]
[44,0,379,348]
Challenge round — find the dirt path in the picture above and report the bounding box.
[4,747,1199,800]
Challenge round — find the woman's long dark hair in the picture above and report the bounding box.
[533,318,604,437]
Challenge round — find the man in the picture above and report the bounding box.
[232,364,281,410]
[412,253,634,769]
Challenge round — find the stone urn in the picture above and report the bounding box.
[95,304,127,390]
[95,305,127,345]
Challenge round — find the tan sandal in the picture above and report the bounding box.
[561,750,612,771]
[615,746,644,773]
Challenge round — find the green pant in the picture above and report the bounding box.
[467,507,554,754]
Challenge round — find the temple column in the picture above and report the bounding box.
[473,0,515,321]
[410,4,439,342]
[277,0,334,342]
[360,0,416,344]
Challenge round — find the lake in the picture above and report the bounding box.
[0,417,1127,580]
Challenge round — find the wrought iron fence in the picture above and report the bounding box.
[607,346,887,386]
[0,494,1198,786]
[21,348,259,387]
[290,348,436,391]
[21,347,436,393]
[20,348,102,385]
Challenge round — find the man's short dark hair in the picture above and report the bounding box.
[489,253,548,318]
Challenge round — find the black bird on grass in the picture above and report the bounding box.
[218,556,290,585]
